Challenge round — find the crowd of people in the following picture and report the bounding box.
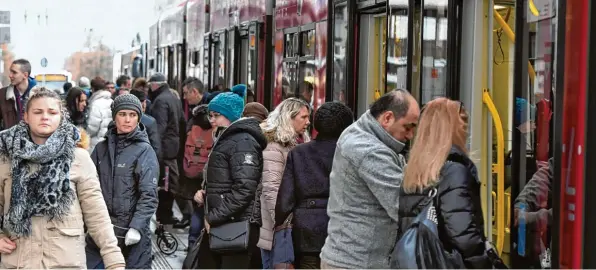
[0,58,519,269]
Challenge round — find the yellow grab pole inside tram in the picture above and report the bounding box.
[529,0,540,16]
[493,8,536,83]
[482,89,505,255]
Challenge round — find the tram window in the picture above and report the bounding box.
[227,30,236,87]
[300,30,315,57]
[192,51,199,66]
[299,62,316,105]
[421,0,448,104]
[282,62,298,100]
[240,38,249,85]
[333,2,348,103]
[249,37,257,92]
[284,33,298,58]
[387,8,409,92]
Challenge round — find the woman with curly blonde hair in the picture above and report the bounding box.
[257,98,311,268]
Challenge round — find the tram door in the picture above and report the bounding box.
[211,32,226,90]
[226,28,238,88]
[238,22,260,99]
[501,0,557,268]
[357,12,387,116]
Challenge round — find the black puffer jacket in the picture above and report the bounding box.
[148,84,184,160]
[205,117,267,227]
[88,123,159,268]
[398,147,492,269]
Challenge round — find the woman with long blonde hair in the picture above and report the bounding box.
[399,97,492,269]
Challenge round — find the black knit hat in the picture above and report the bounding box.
[314,102,354,139]
[112,94,143,120]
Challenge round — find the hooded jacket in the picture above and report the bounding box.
[86,90,113,153]
[398,147,492,269]
[88,123,158,269]
[0,77,39,130]
[205,117,267,227]
[320,110,406,269]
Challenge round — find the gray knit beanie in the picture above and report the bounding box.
[112,94,143,120]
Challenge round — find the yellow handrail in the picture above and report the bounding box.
[483,89,505,255]
[529,0,540,16]
[493,9,536,83]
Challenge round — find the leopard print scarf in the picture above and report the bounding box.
[0,120,79,237]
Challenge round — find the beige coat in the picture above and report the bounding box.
[257,132,296,250]
[0,147,125,269]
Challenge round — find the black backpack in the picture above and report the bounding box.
[389,187,465,269]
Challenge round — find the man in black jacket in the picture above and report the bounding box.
[196,92,266,268]
[147,73,185,224]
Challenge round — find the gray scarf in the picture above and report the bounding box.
[0,120,79,237]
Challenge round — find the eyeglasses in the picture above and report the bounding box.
[208,112,222,121]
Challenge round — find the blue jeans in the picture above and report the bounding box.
[188,204,204,247]
[261,248,273,269]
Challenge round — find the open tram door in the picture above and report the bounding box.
[355,3,388,116]
[210,31,227,90]
[353,0,462,117]
[506,0,596,268]
[225,27,240,88]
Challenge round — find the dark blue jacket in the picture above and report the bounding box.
[275,139,337,253]
[87,123,158,269]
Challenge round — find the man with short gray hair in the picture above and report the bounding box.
[321,89,420,269]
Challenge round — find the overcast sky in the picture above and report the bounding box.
[3,0,160,73]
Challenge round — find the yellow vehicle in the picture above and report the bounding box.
[35,74,70,96]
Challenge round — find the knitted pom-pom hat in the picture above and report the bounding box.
[208,92,245,123]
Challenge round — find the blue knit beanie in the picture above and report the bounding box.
[208,92,245,123]
[231,84,247,104]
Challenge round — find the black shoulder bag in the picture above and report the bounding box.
[206,184,260,253]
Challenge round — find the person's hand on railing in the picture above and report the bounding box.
[194,190,205,206]
[514,207,551,233]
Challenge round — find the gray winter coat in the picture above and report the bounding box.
[87,123,159,269]
[320,111,407,269]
